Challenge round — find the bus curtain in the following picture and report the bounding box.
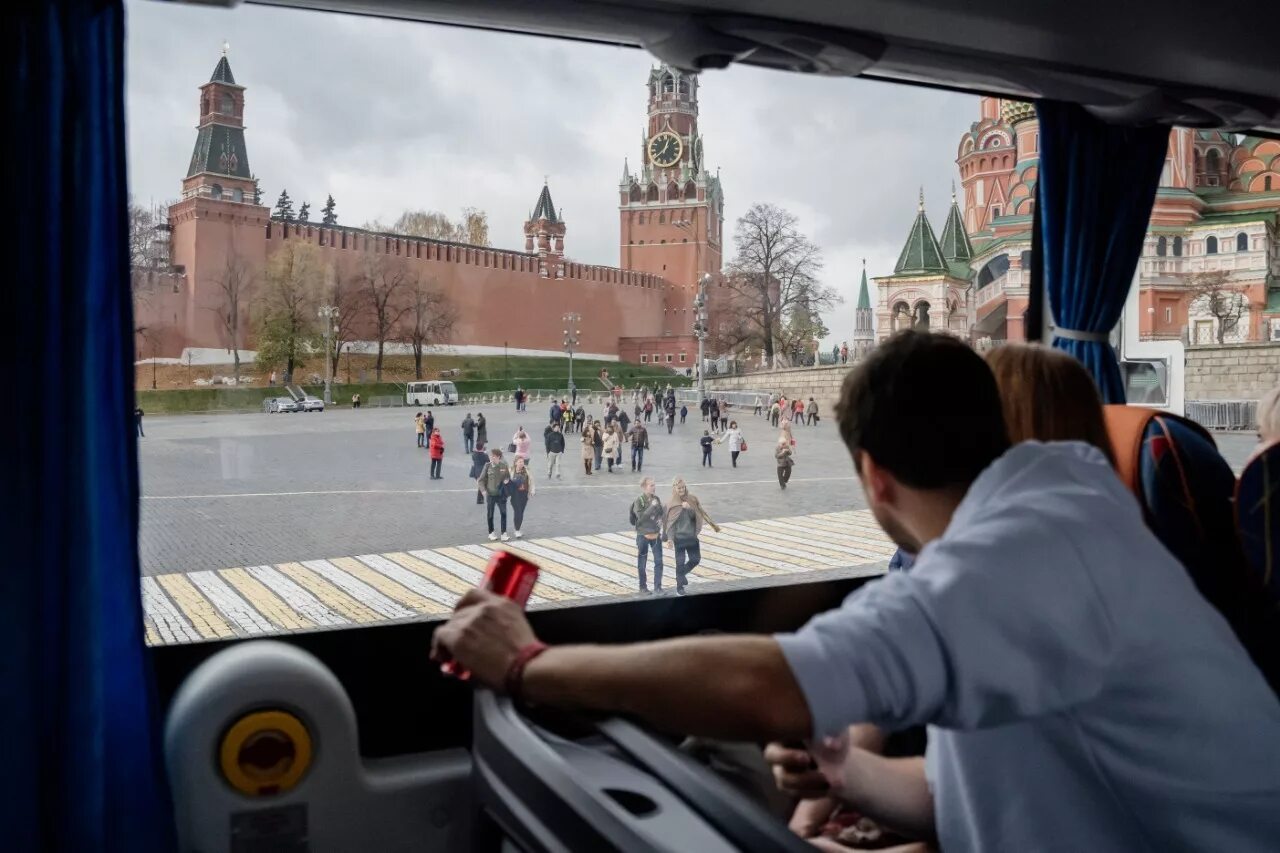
[1035,101,1169,403]
[2,2,175,850]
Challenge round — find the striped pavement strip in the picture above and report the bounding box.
[142,510,892,646]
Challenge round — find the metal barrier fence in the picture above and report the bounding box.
[1185,400,1258,431]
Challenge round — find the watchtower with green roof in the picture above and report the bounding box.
[873,190,972,342]
[182,46,256,205]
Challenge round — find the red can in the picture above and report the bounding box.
[440,550,540,680]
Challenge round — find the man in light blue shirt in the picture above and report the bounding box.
[434,331,1280,851]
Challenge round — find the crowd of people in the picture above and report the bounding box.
[432,331,1280,853]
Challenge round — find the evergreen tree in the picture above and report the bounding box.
[252,175,262,205]
[321,194,338,226]
[297,202,311,224]
[274,189,294,221]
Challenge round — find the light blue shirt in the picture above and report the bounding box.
[776,441,1280,852]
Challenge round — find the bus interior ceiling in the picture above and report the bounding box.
[259,0,1280,136]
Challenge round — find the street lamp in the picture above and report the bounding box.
[693,273,711,401]
[318,305,339,405]
[562,312,581,403]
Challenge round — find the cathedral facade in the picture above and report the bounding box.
[875,97,1280,347]
[133,54,726,369]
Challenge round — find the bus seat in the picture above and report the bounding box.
[1236,440,1280,604]
[164,641,473,852]
[1104,405,1280,694]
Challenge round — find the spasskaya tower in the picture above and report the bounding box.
[618,65,725,347]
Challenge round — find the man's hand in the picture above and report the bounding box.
[764,742,830,799]
[430,589,538,688]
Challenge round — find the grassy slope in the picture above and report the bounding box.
[136,355,690,414]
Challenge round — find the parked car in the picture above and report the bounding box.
[299,395,325,412]
[264,397,299,413]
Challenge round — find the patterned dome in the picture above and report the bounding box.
[1001,99,1036,126]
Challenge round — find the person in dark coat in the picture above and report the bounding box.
[469,441,489,505]
[475,413,488,449]
[461,413,476,454]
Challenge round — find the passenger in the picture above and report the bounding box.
[985,343,1115,465]
[1258,384,1280,444]
[800,341,1121,845]
[433,330,1280,852]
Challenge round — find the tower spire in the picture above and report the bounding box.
[895,192,947,275]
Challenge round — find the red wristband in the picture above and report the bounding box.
[504,640,549,705]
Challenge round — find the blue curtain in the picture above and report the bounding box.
[2,2,175,850]
[1035,101,1169,402]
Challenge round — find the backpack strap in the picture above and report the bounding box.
[1103,404,1157,494]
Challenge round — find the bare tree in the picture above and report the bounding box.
[355,253,412,381]
[722,203,838,362]
[399,275,459,379]
[390,208,491,246]
[206,248,252,385]
[128,199,170,269]
[323,257,368,370]
[1188,269,1250,344]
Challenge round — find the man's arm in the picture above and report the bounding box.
[430,592,813,742]
[524,637,813,741]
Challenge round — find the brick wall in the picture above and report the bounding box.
[706,363,855,413]
[1185,343,1280,401]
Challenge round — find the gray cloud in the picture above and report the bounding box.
[126,0,976,343]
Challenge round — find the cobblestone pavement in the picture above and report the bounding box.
[139,404,866,576]
[141,508,894,646]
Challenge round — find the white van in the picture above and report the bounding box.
[405,381,458,406]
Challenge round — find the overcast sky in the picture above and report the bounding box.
[125,0,977,345]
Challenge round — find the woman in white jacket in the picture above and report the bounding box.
[719,420,745,468]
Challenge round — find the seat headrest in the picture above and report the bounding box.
[1236,439,1280,599]
[1103,405,1216,495]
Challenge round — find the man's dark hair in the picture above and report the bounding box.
[836,331,1010,489]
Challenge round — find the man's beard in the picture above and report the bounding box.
[870,503,919,553]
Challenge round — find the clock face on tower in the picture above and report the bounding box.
[647,131,683,167]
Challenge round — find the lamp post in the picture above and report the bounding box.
[562,312,580,403]
[693,273,710,401]
[318,305,339,405]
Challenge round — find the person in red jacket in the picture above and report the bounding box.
[428,428,445,479]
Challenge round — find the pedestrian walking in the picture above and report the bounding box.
[721,421,745,468]
[514,387,525,412]
[511,426,532,463]
[700,430,715,466]
[700,397,710,422]
[679,404,688,424]
[415,412,427,447]
[351,392,361,409]
[665,397,676,435]
[574,404,586,432]
[768,400,780,428]
[806,397,818,426]
[709,399,721,432]
[613,422,626,468]
[592,420,604,471]
[475,413,488,450]
[840,341,849,363]
[543,421,565,479]
[793,398,805,425]
[630,477,665,594]
[780,416,796,450]
[428,428,445,479]
[630,420,650,472]
[618,409,631,437]
[643,397,653,423]
[581,423,595,475]
[508,456,535,538]
[424,409,435,436]
[477,447,512,541]
[470,441,489,504]
[548,399,562,426]
[664,477,721,596]
[775,435,794,489]
[603,425,619,472]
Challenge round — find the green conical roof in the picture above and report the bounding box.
[938,189,974,262]
[893,190,947,275]
[531,182,559,223]
[210,55,236,85]
[856,263,871,310]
